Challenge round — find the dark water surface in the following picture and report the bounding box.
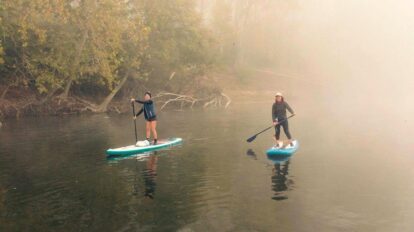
[1,101,413,231]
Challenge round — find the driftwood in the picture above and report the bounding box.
[0,80,232,118]
[152,93,199,110]
[221,93,232,109]
[203,93,231,109]
[154,92,231,110]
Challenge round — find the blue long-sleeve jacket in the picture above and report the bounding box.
[135,99,157,121]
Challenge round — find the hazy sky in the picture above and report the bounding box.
[274,0,414,117]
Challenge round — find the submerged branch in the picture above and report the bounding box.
[154,92,231,110]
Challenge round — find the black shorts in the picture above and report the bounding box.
[146,117,157,122]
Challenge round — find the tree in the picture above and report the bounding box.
[0,0,148,107]
[0,12,3,66]
[0,21,4,66]
[0,0,229,115]
[211,1,237,65]
[134,0,215,93]
[0,0,71,95]
[94,0,150,112]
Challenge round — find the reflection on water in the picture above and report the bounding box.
[248,150,294,201]
[246,149,257,160]
[270,159,293,201]
[143,155,158,199]
[109,151,159,199]
[1,105,414,231]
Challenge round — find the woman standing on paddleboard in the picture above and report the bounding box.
[131,92,158,145]
[272,92,295,147]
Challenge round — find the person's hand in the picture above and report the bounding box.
[130,98,135,103]
[133,116,137,120]
[273,121,278,126]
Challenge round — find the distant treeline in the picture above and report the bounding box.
[0,0,294,116]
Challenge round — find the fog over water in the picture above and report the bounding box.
[267,0,414,146]
[1,1,414,231]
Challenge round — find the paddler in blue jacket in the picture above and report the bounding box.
[272,92,295,147]
[131,92,158,145]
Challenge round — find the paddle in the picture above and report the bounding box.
[131,102,138,143]
[246,114,295,143]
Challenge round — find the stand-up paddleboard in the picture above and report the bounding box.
[267,155,291,164]
[106,138,182,156]
[266,140,299,156]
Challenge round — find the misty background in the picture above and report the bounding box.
[1,1,414,231]
[274,0,414,115]
[1,0,413,120]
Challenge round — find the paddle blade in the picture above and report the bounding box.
[246,135,257,143]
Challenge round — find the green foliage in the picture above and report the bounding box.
[0,0,216,97]
[0,0,149,94]
[1,0,71,88]
[0,0,298,96]
[135,0,215,89]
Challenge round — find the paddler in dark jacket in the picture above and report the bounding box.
[272,92,295,147]
[131,92,158,145]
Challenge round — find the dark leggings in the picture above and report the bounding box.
[275,120,292,140]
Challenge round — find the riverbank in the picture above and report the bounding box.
[0,70,234,119]
[0,86,124,119]
[0,68,298,120]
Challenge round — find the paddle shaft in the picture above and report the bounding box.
[248,115,295,141]
[132,102,138,142]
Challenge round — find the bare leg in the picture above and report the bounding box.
[146,121,151,139]
[151,121,158,140]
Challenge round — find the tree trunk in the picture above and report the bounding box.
[61,79,73,99]
[39,84,62,104]
[234,0,253,67]
[1,85,10,100]
[60,30,88,99]
[96,71,130,112]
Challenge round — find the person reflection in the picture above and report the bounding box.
[271,159,292,201]
[143,154,158,199]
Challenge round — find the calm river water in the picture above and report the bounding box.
[0,99,413,231]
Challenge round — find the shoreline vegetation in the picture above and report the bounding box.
[0,71,233,118]
[0,1,293,120]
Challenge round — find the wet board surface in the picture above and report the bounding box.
[106,138,182,156]
[266,140,299,156]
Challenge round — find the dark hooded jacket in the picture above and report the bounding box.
[272,99,294,122]
[135,99,156,120]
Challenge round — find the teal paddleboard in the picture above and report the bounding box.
[267,155,291,164]
[106,138,182,156]
[266,140,299,156]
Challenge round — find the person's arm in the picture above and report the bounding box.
[135,107,144,117]
[285,102,295,115]
[135,99,153,104]
[272,103,277,122]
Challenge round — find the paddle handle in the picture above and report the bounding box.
[132,102,138,142]
[274,114,295,126]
